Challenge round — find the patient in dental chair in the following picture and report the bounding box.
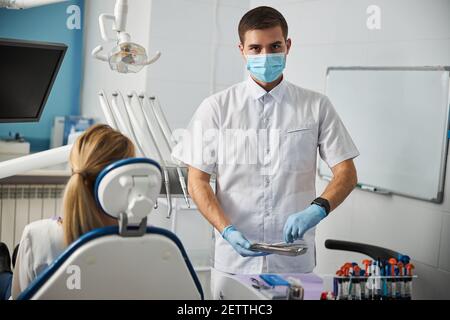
[10,124,136,299]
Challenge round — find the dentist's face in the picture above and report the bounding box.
[239,26,291,57]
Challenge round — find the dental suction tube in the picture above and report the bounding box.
[128,92,173,220]
[143,95,190,208]
[98,91,119,130]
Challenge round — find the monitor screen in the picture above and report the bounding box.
[0,38,67,123]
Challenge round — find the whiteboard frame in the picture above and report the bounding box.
[318,66,450,203]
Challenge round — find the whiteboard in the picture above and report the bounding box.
[319,67,450,203]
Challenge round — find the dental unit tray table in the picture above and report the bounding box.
[250,242,308,256]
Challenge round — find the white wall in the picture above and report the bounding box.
[80,0,249,149]
[145,0,249,129]
[80,0,153,121]
[251,0,450,299]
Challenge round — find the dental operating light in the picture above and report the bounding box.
[92,0,161,74]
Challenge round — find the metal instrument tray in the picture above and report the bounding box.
[250,242,308,256]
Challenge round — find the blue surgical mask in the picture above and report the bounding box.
[246,53,286,83]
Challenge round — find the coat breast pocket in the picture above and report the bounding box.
[281,126,318,174]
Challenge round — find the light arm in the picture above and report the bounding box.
[0,144,72,180]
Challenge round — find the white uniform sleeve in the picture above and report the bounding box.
[11,226,35,299]
[171,98,219,174]
[318,96,360,168]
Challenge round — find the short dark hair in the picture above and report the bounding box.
[238,6,288,43]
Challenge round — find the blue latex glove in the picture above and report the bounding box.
[222,225,269,257]
[283,204,327,243]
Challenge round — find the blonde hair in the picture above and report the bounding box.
[62,124,135,245]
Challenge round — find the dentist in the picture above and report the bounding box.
[172,6,359,299]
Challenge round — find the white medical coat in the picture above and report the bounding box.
[172,77,359,274]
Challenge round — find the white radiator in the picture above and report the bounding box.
[1,186,214,275]
[0,185,65,253]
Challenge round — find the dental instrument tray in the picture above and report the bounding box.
[250,242,308,256]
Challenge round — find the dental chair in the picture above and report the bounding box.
[17,158,204,300]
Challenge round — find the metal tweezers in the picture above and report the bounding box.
[249,242,308,256]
